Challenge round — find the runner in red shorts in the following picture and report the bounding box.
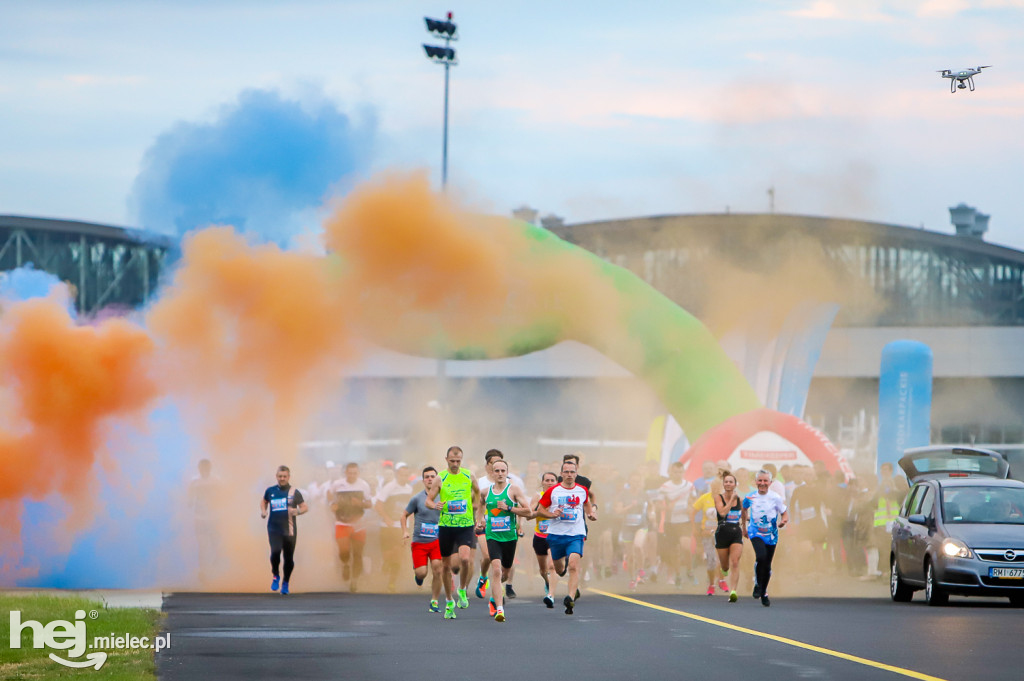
[403,466,444,612]
[329,462,372,592]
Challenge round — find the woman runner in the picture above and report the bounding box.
[713,471,746,603]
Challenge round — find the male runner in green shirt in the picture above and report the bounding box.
[478,458,532,622]
[426,446,482,620]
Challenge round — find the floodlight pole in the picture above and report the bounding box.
[441,35,451,190]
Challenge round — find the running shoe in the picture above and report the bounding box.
[729,590,738,603]
[457,588,469,609]
[575,589,581,601]
[475,575,489,599]
[429,600,441,613]
[415,574,425,587]
[636,569,647,583]
[505,584,517,599]
[544,594,555,609]
[761,595,771,607]
[280,581,289,595]
[722,569,729,577]
[349,579,358,594]
[444,600,457,619]
[488,598,497,617]
[563,595,574,615]
[718,579,729,593]
[629,579,638,591]
[494,607,506,622]
[271,576,280,592]
[706,585,715,596]
[752,583,762,599]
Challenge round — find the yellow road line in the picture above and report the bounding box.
[589,589,949,681]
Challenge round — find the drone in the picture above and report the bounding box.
[937,66,992,93]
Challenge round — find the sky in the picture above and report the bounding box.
[2,0,1024,247]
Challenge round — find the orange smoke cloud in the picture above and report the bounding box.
[146,226,357,462]
[0,295,157,543]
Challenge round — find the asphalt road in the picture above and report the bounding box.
[157,589,1022,681]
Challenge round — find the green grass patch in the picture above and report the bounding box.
[1,593,163,680]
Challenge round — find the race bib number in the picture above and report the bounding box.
[725,510,742,523]
[446,500,467,514]
[420,522,439,538]
[754,521,772,536]
[269,497,288,512]
[561,507,580,522]
[800,507,816,521]
[537,519,550,533]
[490,516,512,532]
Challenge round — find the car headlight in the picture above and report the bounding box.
[942,538,973,559]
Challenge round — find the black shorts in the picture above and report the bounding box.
[714,523,744,549]
[486,538,517,569]
[438,525,476,557]
[532,535,549,556]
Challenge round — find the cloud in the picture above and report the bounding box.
[787,1,897,22]
[128,87,375,242]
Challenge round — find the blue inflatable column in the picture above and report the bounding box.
[877,340,933,472]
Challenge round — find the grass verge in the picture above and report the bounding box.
[1,593,162,680]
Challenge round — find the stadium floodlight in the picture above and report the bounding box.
[425,17,458,40]
[422,45,457,63]
[422,11,458,190]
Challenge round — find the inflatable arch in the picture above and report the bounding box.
[679,408,853,481]
[330,196,842,460]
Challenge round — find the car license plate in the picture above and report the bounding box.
[990,567,1024,579]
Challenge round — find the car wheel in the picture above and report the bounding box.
[1009,594,1024,608]
[924,561,948,606]
[890,557,913,602]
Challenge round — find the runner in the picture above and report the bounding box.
[478,459,532,622]
[402,466,443,613]
[375,462,414,593]
[531,471,559,608]
[426,446,482,620]
[474,449,504,600]
[692,476,725,596]
[188,458,223,585]
[656,461,696,587]
[713,471,745,602]
[743,468,789,607]
[535,459,597,615]
[560,452,597,598]
[259,465,308,595]
[329,462,373,592]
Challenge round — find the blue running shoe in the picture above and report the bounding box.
[415,574,425,587]
[271,576,280,592]
[281,581,289,595]
[475,575,488,599]
[429,600,441,613]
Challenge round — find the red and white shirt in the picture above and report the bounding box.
[539,483,590,536]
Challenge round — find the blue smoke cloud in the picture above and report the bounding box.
[129,87,375,243]
[0,263,76,316]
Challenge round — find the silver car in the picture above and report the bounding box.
[889,445,1024,606]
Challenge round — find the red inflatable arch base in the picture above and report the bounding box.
[680,408,853,482]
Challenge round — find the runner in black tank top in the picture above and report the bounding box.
[713,472,745,603]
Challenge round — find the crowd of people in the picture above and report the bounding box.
[250,448,909,620]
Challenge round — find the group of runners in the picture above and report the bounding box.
[259,449,794,617]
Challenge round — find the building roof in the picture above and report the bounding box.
[0,214,175,249]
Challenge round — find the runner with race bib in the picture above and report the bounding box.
[402,466,444,613]
[742,468,790,607]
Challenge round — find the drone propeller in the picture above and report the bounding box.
[977,65,993,70]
